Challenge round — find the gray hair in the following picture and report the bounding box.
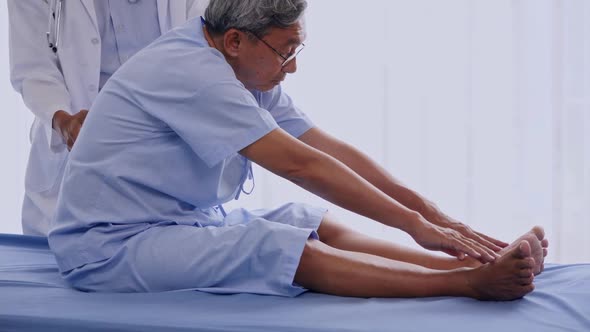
[204,0,307,37]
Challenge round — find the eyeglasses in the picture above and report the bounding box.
[247,33,305,67]
[201,17,305,67]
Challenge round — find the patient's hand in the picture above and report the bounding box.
[429,212,509,258]
[409,220,500,264]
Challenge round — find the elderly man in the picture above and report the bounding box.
[49,0,547,300]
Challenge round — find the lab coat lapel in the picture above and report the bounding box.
[157,0,170,32]
[79,0,99,33]
[167,0,189,28]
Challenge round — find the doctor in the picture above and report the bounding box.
[8,0,208,236]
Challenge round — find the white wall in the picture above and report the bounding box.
[1,0,588,263]
[0,1,33,234]
[230,0,590,263]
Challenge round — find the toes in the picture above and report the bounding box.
[532,226,545,241]
[543,248,548,257]
[516,240,532,258]
[525,257,536,268]
[522,283,535,295]
[541,239,549,248]
[511,283,535,300]
[516,257,536,269]
[519,274,534,285]
[518,268,533,278]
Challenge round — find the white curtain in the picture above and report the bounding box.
[0,1,588,263]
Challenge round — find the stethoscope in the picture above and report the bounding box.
[45,0,141,53]
[45,0,63,53]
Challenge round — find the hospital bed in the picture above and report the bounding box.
[1,233,589,332]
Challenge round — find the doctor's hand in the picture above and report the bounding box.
[408,219,500,264]
[52,110,89,151]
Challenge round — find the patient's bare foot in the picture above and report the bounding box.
[459,227,547,275]
[499,226,546,275]
[467,240,535,301]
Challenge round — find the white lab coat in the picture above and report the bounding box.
[8,0,207,236]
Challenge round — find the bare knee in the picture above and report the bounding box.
[294,238,331,290]
[316,213,350,245]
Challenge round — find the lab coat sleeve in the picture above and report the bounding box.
[186,0,208,20]
[8,0,71,151]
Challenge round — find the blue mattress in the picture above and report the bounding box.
[0,233,589,332]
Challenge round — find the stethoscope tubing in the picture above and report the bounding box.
[45,0,63,53]
[44,0,147,53]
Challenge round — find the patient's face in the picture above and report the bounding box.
[235,21,306,92]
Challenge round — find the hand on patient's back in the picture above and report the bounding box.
[53,109,89,151]
[410,220,500,263]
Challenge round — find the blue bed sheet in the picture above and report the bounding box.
[0,233,589,332]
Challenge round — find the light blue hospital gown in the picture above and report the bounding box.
[48,17,326,296]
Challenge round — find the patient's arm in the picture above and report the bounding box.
[299,127,509,253]
[239,128,497,263]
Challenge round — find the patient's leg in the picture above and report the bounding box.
[316,213,474,270]
[294,237,535,300]
[317,213,547,274]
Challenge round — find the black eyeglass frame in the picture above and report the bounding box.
[201,17,305,68]
[245,31,305,67]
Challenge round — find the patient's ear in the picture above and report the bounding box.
[223,29,244,57]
